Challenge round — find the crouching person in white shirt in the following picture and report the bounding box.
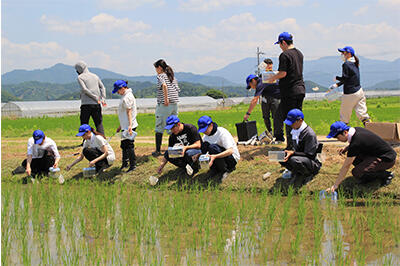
[66,124,115,174]
[197,116,240,181]
[12,130,61,180]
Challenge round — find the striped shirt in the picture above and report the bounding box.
[156,73,180,104]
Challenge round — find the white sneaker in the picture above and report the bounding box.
[282,169,292,179]
[186,164,194,176]
[221,172,230,183]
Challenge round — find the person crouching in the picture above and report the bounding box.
[197,116,240,181]
[157,115,202,176]
[66,124,115,174]
[280,109,322,185]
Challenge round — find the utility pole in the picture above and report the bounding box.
[256,47,265,76]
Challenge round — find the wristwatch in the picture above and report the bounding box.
[246,112,251,116]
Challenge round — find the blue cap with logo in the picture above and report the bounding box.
[198,116,213,133]
[246,74,258,90]
[338,46,355,56]
[33,130,45,144]
[76,124,91,137]
[112,80,127,94]
[327,121,350,138]
[284,109,304,126]
[165,115,180,130]
[274,32,293,45]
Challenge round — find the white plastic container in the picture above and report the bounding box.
[268,151,286,162]
[149,176,159,186]
[199,154,210,170]
[49,167,61,179]
[261,71,278,84]
[121,130,137,140]
[319,190,338,202]
[168,146,184,158]
[325,88,342,102]
[83,167,96,177]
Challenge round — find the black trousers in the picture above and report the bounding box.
[261,96,284,140]
[80,104,105,135]
[279,95,305,149]
[202,143,237,174]
[82,147,109,171]
[22,152,55,177]
[280,156,321,179]
[120,138,136,167]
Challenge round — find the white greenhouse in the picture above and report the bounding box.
[1,96,220,118]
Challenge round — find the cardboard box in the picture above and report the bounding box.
[365,122,400,143]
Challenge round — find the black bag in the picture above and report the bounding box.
[235,121,258,142]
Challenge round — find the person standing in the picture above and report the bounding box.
[197,116,240,181]
[157,115,202,176]
[326,121,396,193]
[12,130,61,180]
[75,61,107,135]
[244,62,284,142]
[113,80,138,173]
[266,32,306,149]
[152,59,180,157]
[66,124,115,174]
[279,109,322,185]
[329,46,370,125]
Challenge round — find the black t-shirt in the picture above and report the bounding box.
[168,123,201,147]
[347,127,397,162]
[278,48,306,98]
[254,79,280,99]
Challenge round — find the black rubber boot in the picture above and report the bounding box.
[126,146,137,173]
[120,148,129,170]
[152,133,163,157]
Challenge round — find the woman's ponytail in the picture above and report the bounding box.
[354,55,360,68]
[154,59,175,82]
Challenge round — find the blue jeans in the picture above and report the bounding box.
[164,148,202,169]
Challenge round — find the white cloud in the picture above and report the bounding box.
[179,0,305,12]
[353,6,369,16]
[40,13,151,35]
[99,0,165,10]
[1,38,115,73]
[378,0,400,10]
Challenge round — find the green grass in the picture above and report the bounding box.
[2,97,399,139]
[2,182,400,265]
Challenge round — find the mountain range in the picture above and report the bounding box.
[206,56,400,89]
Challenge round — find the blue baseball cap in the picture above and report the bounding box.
[246,74,258,90]
[198,116,213,133]
[165,115,180,130]
[284,109,304,126]
[112,80,127,94]
[338,46,355,56]
[274,32,293,45]
[327,121,350,138]
[76,124,91,137]
[33,130,45,144]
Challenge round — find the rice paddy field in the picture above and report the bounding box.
[2,97,400,265]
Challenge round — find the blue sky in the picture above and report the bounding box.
[2,0,400,75]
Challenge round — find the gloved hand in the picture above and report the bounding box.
[329,84,338,90]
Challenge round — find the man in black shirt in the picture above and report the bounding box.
[326,121,396,193]
[279,109,321,185]
[157,115,202,176]
[266,32,306,150]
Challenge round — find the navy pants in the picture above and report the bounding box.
[165,148,202,170]
[280,156,321,179]
[83,147,109,172]
[202,143,237,174]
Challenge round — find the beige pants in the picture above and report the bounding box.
[340,88,369,124]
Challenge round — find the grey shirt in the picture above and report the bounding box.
[75,61,106,105]
[292,126,319,160]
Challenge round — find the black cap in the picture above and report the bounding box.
[264,58,273,65]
